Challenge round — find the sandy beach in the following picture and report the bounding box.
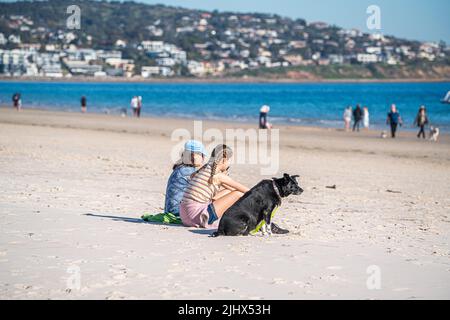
[0,107,449,300]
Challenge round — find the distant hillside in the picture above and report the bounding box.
[0,0,449,80]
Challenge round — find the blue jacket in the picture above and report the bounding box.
[164,165,196,216]
[388,111,401,125]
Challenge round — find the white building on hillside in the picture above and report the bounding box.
[356,53,379,64]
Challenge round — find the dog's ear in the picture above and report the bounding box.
[291,175,299,179]
[283,173,290,180]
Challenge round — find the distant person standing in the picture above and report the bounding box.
[352,104,362,132]
[363,106,370,130]
[414,105,429,139]
[386,104,403,138]
[259,105,272,129]
[137,96,142,118]
[12,93,21,111]
[343,106,352,131]
[131,96,138,117]
[80,96,87,113]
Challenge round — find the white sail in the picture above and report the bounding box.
[445,91,450,102]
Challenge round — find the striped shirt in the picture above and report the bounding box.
[182,164,219,204]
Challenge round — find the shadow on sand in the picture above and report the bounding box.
[188,229,217,236]
[84,213,185,227]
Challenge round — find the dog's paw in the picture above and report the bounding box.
[260,224,268,236]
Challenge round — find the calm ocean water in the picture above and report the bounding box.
[1,81,449,131]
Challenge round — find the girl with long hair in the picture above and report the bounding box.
[180,144,249,229]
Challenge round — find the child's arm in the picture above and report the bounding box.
[217,173,250,193]
[220,183,236,191]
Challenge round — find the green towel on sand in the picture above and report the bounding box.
[141,213,183,225]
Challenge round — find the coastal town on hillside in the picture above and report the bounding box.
[0,2,449,79]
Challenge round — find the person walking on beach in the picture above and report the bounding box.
[363,106,370,130]
[386,104,403,138]
[259,105,272,129]
[352,104,363,132]
[343,106,352,131]
[80,96,87,113]
[137,96,142,118]
[12,93,21,111]
[130,96,138,117]
[164,140,207,216]
[414,105,429,139]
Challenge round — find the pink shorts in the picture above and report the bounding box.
[180,199,220,229]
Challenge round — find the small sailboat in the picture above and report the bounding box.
[441,91,450,104]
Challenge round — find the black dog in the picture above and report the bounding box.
[212,174,303,237]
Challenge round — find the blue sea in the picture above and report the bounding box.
[1,81,449,131]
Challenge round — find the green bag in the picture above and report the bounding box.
[141,213,183,225]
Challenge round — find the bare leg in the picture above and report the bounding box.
[212,191,244,218]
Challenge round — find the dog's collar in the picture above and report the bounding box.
[272,180,282,204]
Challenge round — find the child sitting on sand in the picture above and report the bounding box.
[180,144,250,229]
[164,140,207,216]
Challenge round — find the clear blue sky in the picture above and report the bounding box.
[136,0,450,43]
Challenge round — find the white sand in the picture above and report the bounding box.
[0,108,449,300]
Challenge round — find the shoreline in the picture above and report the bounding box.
[1,76,450,84]
[1,107,449,144]
[1,105,449,135]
